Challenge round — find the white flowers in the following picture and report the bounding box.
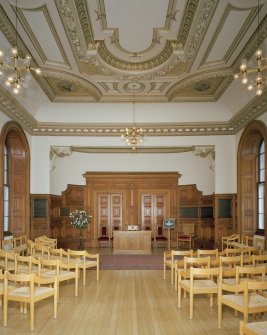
[69,210,92,229]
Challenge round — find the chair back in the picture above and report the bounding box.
[197,249,218,258]
[183,256,211,270]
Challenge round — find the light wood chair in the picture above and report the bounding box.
[49,248,68,263]
[178,266,221,319]
[67,249,99,285]
[163,249,193,286]
[38,258,78,301]
[220,248,242,257]
[15,255,39,274]
[35,235,57,248]
[197,249,219,267]
[33,243,51,259]
[173,250,194,291]
[177,222,195,250]
[13,235,28,255]
[221,234,240,249]
[240,320,267,335]
[218,279,267,328]
[242,235,254,247]
[3,271,58,331]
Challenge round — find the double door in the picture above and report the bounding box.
[97,193,123,237]
[141,193,167,237]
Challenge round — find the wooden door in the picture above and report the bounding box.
[141,193,166,236]
[97,193,123,237]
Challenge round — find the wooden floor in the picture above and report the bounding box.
[0,248,262,334]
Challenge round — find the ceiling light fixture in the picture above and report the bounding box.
[121,84,144,150]
[0,0,41,94]
[233,0,266,96]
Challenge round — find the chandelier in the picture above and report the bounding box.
[0,0,41,94]
[233,0,266,96]
[121,86,144,150]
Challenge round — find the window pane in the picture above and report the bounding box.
[258,184,264,198]
[3,216,8,232]
[259,214,264,230]
[4,202,8,217]
[258,198,264,213]
[4,186,8,199]
[260,168,265,182]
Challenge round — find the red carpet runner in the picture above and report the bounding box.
[100,254,163,270]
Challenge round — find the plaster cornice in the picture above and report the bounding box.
[0,83,266,137]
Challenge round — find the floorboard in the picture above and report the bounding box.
[0,247,261,334]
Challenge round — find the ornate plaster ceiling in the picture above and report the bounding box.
[0,0,267,137]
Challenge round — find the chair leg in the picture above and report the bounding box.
[30,301,34,331]
[189,290,193,319]
[83,268,86,285]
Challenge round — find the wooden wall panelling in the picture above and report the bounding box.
[83,172,180,247]
[213,194,237,249]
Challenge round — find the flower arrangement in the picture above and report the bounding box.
[69,210,92,230]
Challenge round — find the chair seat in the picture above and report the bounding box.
[244,321,267,334]
[98,237,109,241]
[222,292,267,308]
[156,236,167,241]
[181,279,218,290]
[178,235,191,239]
[8,285,54,298]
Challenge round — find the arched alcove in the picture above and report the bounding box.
[0,121,30,239]
[237,120,267,246]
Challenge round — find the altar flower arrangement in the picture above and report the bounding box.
[69,210,92,230]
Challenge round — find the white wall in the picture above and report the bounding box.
[29,134,236,196]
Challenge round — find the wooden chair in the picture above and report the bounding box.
[218,279,267,328]
[173,250,194,290]
[178,266,221,319]
[163,249,193,285]
[242,235,254,247]
[197,249,219,267]
[177,222,195,250]
[67,249,99,285]
[38,258,78,301]
[220,248,242,257]
[220,255,243,285]
[13,235,28,255]
[154,225,168,248]
[98,225,110,247]
[49,248,68,263]
[33,243,51,259]
[35,235,57,248]
[240,320,267,335]
[15,255,39,274]
[3,271,58,331]
[221,233,240,249]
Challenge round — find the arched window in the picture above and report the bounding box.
[257,140,265,231]
[1,122,30,240]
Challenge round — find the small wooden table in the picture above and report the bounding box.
[113,230,152,254]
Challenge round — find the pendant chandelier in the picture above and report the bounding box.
[233,0,266,96]
[121,84,144,150]
[0,0,41,94]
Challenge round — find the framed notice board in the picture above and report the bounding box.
[32,198,48,218]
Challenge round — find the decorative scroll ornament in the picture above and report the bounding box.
[192,146,215,171]
[50,146,72,171]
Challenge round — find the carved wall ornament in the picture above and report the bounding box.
[50,146,72,171]
[192,146,215,171]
